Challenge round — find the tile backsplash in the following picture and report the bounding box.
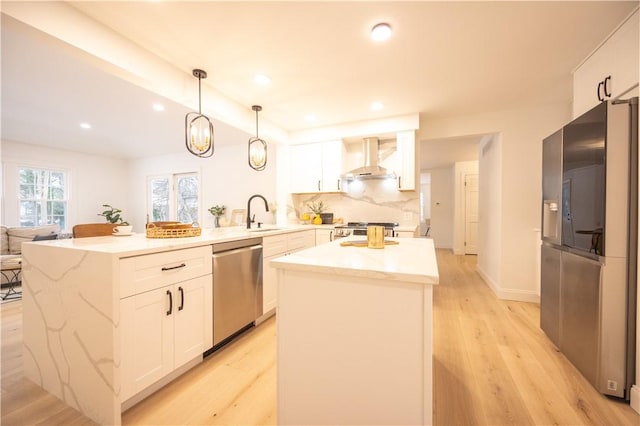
[289,179,419,226]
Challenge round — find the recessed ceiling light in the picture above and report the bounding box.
[254,74,272,85]
[370,101,384,111]
[79,122,92,129]
[371,23,392,42]
[152,103,165,112]
[305,114,317,122]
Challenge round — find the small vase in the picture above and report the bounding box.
[214,216,221,228]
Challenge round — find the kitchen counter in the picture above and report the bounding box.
[28,224,312,257]
[19,224,314,425]
[272,237,439,425]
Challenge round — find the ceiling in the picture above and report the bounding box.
[1,1,637,161]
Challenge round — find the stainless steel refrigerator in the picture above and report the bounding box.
[540,97,638,399]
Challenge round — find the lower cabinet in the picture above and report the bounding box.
[394,231,416,238]
[120,274,212,401]
[262,230,315,315]
[315,228,334,245]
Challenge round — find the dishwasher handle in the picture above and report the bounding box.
[212,244,263,259]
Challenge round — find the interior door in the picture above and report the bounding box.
[465,174,479,254]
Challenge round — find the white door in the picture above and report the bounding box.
[465,174,479,254]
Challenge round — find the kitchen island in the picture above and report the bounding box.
[18,225,313,425]
[271,237,439,425]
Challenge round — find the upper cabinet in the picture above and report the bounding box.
[395,130,417,191]
[573,9,639,118]
[290,140,346,193]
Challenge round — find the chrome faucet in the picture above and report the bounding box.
[247,194,269,229]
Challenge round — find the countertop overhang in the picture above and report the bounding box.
[271,236,439,285]
[21,225,313,257]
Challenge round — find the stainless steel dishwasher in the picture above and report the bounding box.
[211,237,263,347]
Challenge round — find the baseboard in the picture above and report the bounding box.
[631,385,640,414]
[476,265,540,303]
[121,355,202,412]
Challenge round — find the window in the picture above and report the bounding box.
[148,172,200,223]
[18,167,68,229]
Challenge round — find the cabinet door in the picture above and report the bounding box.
[315,229,334,245]
[396,130,416,191]
[288,230,316,252]
[120,286,174,401]
[321,140,345,192]
[290,143,323,193]
[573,10,639,117]
[174,275,212,368]
[394,231,415,238]
[262,235,288,314]
[263,254,279,313]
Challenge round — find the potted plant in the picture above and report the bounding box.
[307,201,331,225]
[98,204,129,225]
[208,205,226,228]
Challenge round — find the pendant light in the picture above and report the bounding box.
[248,105,267,170]
[185,69,214,158]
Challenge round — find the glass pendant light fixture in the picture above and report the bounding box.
[185,69,214,158]
[248,105,267,170]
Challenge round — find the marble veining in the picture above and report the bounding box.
[271,237,438,285]
[290,179,420,225]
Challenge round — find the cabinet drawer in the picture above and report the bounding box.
[263,234,288,257]
[120,246,212,298]
[287,230,315,252]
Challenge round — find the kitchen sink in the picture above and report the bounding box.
[248,228,282,233]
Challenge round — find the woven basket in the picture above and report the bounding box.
[146,222,201,238]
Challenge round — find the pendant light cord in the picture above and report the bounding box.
[255,109,259,138]
[198,75,202,114]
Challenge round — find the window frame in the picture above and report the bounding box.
[146,171,201,224]
[16,165,70,230]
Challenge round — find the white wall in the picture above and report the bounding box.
[477,134,502,293]
[427,166,454,249]
[2,138,278,233]
[128,141,277,231]
[420,102,571,301]
[1,140,129,231]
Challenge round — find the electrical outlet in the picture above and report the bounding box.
[403,212,413,221]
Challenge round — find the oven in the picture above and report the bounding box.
[333,222,398,239]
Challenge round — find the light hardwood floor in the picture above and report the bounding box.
[2,250,639,425]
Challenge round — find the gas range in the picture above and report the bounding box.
[333,222,399,238]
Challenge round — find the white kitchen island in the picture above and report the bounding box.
[18,225,314,425]
[271,237,439,425]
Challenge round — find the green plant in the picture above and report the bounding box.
[208,205,226,217]
[98,204,129,225]
[306,200,327,215]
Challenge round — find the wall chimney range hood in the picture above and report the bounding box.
[341,137,397,180]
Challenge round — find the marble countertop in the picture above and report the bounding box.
[21,225,315,258]
[270,236,439,285]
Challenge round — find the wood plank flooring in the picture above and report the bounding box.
[2,249,639,425]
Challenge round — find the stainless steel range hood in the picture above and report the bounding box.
[341,137,397,180]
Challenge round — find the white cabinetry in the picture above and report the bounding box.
[394,230,416,238]
[573,9,639,118]
[262,230,315,315]
[396,130,416,191]
[315,228,334,245]
[120,246,212,402]
[290,140,345,193]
